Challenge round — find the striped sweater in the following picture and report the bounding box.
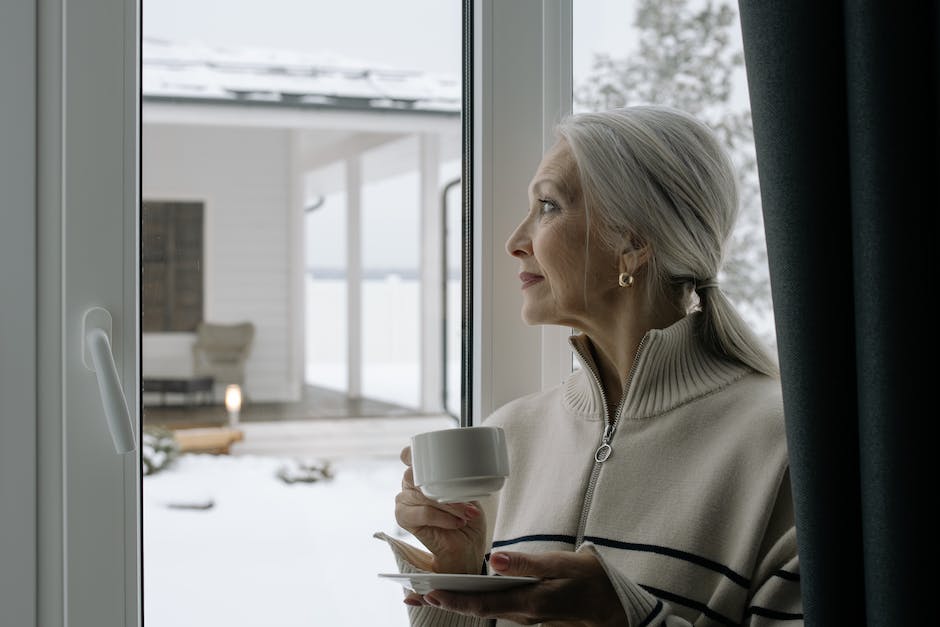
[379,312,802,626]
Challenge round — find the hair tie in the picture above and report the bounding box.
[695,277,719,292]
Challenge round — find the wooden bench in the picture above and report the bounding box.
[172,427,244,455]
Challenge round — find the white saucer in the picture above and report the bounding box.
[378,573,538,595]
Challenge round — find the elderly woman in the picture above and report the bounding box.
[378,106,801,626]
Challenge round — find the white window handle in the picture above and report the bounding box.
[82,307,136,454]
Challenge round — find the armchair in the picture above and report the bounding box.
[192,321,256,396]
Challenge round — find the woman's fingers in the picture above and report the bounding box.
[420,551,622,624]
[403,591,426,607]
[424,581,580,624]
[489,550,600,579]
[398,469,465,516]
[395,493,476,530]
[400,446,412,466]
[423,588,545,624]
[396,503,467,530]
[399,461,482,524]
[402,466,415,489]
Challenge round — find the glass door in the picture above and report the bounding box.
[8,2,579,625]
[140,2,463,625]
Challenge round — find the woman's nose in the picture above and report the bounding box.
[505,218,532,258]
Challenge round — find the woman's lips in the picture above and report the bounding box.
[519,272,544,289]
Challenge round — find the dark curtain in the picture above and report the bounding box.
[738,2,937,625]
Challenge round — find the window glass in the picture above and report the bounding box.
[141,2,461,625]
[574,0,776,347]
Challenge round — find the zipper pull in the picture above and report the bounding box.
[594,423,614,463]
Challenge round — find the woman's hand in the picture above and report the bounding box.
[404,550,627,627]
[395,446,488,574]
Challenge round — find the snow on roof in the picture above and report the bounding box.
[142,38,460,114]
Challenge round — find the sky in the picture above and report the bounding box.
[144,0,463,75]
[143,0,636,82]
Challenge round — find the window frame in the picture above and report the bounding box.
[28,0,142,625]
[0,1,38,624]
[467,0,574,424]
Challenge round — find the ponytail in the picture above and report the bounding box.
[697,286,778,377]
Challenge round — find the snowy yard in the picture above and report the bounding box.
[143,452,422,626]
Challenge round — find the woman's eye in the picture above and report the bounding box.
[538,199,559,215]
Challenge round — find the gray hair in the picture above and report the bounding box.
[556,105,778,377]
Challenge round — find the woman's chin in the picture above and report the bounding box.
[520,310,540,326]
[520,307,553,327]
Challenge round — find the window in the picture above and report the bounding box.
[573,0,776,347]
[22,3,640,625]
[140,3,462,626]
[142,200,205,332]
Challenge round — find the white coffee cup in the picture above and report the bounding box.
[410,426,510,503]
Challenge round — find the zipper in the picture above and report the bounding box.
[573,335,648,547]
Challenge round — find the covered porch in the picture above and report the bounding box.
[141,39,462,436]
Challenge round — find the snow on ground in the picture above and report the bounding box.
[144,452,422,627]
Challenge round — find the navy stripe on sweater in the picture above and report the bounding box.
[636,599,664,627]
[582,536,750,588]
[746,606,804,621]
[640,584,738,627]
[771,569,800,582]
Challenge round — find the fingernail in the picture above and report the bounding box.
[464,504,480,518]
[490,552,510,570]
[404,598,421,606]
[424,595,442,607]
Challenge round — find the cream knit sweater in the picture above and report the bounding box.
[377,313,802,626]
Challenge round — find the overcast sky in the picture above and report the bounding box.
[143,0,635,81]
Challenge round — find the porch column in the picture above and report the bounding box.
[345,156,362,399]
[287,130,304,401]
[419,133,443,412]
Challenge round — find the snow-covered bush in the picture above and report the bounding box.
[142,425,180,476]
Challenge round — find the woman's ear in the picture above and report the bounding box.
[619,234,651,274]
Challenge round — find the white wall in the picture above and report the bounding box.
[142,123,295,402]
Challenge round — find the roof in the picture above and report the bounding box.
[142,37,460,115]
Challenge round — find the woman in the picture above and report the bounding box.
[378,106,801,626]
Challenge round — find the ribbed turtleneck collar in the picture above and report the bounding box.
[562,312,750,421]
